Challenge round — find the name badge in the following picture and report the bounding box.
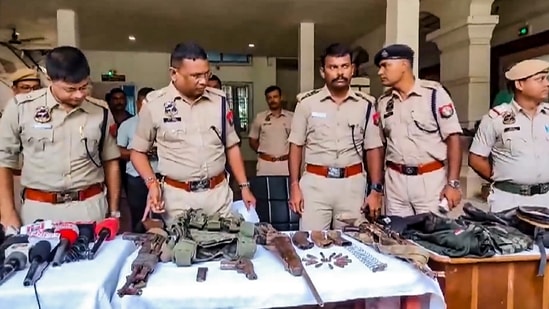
[311,112,326,118]
[33,123,53,129]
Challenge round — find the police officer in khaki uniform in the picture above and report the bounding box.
[469,59,549,211]
[0,68,43,219]
[288,43,384,231]
[249,85,293,176]
[0,46,121,228]
[130,42,255,225]
[375,44,463,216]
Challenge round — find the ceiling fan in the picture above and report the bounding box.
[7,27,45,45]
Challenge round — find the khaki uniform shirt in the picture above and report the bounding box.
[288,86,383,167]
[470,101,549,184]
[0,87,120,191]
[249,109,293,157]
[377,79,462,165]
[131,83,239,182]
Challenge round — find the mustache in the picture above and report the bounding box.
[331,77,348,83]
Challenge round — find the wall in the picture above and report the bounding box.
[491,0,549,47]
[84,50,277,161]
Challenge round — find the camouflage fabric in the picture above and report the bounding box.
[167,209,257,266]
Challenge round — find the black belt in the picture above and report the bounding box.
[494,182,549,196]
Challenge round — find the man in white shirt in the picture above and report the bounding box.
[117,87,157,230]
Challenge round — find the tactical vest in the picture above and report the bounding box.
[167,209,257,266]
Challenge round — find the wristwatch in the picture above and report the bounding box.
[110,211,121,218]
[239,182,251,190]
[448,180,461,189]
[369,183,384,193]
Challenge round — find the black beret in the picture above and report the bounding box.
[374,44,415,67]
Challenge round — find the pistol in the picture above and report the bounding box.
[220,258,258,280]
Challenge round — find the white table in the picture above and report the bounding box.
[111,235,445,309]
[0,237,136,309]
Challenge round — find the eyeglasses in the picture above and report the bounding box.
[188,71,212,81]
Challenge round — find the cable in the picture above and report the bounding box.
[350,125,362,159]
[83,137,102,168]
[32,261,49,309]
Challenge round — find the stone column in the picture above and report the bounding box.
[385,0,420,76]
[427,14,499,199]
[298,22,315,92]
[56,9,79,47]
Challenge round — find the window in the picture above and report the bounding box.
[207,52,251,64]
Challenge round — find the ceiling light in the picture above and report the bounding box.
[248,43,255,48]
[128,35,136,41]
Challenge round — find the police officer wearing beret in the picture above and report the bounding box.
[469,59,549,211]
[0,46,121,229]
[375,44,463,217]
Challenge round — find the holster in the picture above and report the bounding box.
[326,230,351,246]
[311,231,332,248]
[291,231,314,250]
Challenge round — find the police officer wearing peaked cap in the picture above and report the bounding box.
[375,43,463,217]
[0,46,121,229]
[469,59,549,212]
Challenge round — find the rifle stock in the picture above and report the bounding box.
[271,234,324,307]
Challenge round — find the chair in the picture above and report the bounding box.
[250,176,300,231]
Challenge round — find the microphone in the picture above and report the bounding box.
[52,228,79,267]
[88,218,119,260]
[64,223,94,262]
[23,241,51,286]
[0,234,29,261]
[0,245,29,285]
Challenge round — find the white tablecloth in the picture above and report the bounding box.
[0,237,136,309]
[111,235,445,309]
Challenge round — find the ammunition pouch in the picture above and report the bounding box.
[173,239,197,267]
[168,209,257,266]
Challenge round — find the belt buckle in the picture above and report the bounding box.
[403,166,419,176]
[519,185,532,196]
[327,167,344,179]
[189,179,210,192]
[540,184,549,194]
[55,191,78,203]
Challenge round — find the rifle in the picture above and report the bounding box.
[343,218,435,278]
[270,234,324,307]
[220,258,257,280]
[117,229,168,297]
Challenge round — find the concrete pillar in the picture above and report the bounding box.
[56,9,79,47]
[427,14,499,199]
[298,22,315,92]
[385,0,420,76]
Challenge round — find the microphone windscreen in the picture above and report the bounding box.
[6,251,27,269]
[95,218,119,240]
[54,223,79,234]
[59,229,78,245]
[30,241,51,262]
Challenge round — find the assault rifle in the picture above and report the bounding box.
[117,228,168,297]
[270,234,324,307]
[220,258,257,280]
[342,218,435,278]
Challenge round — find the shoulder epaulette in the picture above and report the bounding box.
[85,96,109,109]
[205,87,226,97]
[353,91,375,104]
[419,79,441,90]
[14,88,46,104]
[488,105,509,119]
[296,88,320,103]
[145,88,168,103]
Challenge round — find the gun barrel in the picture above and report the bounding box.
[302,268,324,307]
